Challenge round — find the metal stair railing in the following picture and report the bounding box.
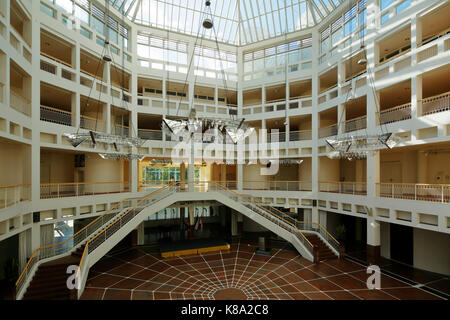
[214,183,315,257]
[76,185,176,293]
[15,186,171,298]
[239,193,341,255]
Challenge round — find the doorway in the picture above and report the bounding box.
[390,223,413,265]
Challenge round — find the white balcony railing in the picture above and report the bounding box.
[80,116,106,132]
[40,181,130,199]
[378,103,411,125]
[421,91,450,116]
[113,124,130,137]
[138,129,162,140]
[319,124,337,138]
[289,130,312,141]
[10,88,31,116]
[0,184,31,209]
[243,180,312,192]
[376,183,450,203]
[344,116,366,133]
[319,181,367,195]
[40,105,72,126]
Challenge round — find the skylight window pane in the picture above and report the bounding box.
[300,2,307,28]
[323,0,333,12]
[273,10,281,35]
[55,0,73,13]
[381,0,394,11]
[396,0,411,14]
[344,5,357,22]
[129,0,347,45]
[314,0,327,17]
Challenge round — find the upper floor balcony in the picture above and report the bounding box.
[376,182,450,203]
[0,184,30,210]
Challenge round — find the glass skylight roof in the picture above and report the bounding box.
[111,0,346,45]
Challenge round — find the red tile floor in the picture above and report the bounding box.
[80,239,445,300]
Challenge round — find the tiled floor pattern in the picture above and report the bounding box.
[81,240,445,300]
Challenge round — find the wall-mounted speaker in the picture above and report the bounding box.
[33,212,40,223]
[75,154,85,168]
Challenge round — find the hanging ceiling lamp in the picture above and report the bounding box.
[99,152,145,161]
[162,0,254,145]
[325,2,399,161]
[64,0,144,160]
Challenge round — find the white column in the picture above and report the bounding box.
[137,222,145,245]
[31,0,41,204]
[105,103,111,134]
[412,74,422,120]
[31,224,40,252]
[367,216,380,247]
[188,139,195,191]
[337,103,346,134]
[337,61,346,96]
[311,28,320,224]
[411,15,422,65]
[231,211,238,236]
[367,151,380,199]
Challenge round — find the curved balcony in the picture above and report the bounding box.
[319,181,367,195]
[0,184,31,209]
[378,103,411,125]
[421,91,450,116]
[376,183,450,203]
[40,181,130,199]
[40,105,72,127]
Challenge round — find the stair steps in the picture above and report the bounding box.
[22,246,86,300]
[305,234,338,261]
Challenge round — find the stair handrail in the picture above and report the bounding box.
[244,195,340,253]
[76,184,175,283]
[251,199,340,248]
[213,183,315,253]
[15,185,169,297]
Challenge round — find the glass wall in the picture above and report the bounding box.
[320,0,367,57]
[142,167,200,184]
[194,46,238,81]
[137,34,188,72]
[243,37,312,81]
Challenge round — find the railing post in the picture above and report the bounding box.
[442,186,444,203]
[57,184,60,198]
[391,184,394,198]
[415,185,417,200]
[313,245,320,264]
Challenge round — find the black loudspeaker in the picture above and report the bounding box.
[33,212,40,223]
[312,200,317,207]
[75,154,85,168]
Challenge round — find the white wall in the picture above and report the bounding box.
[84,154,125,182]
[319,157,339,181]
[0,141,31,185]
[299,158,312,181]
[413,228,450,275]
[242,215,268,232]
[380,221,390,259]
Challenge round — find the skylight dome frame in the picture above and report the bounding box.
[115,0,347,46]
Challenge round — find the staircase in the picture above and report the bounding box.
[305,234,337,261]
[22,244,87,300]
[22,258,77,300]
[16,182,340,300]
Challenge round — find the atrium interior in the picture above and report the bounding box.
[0,0,449,301]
